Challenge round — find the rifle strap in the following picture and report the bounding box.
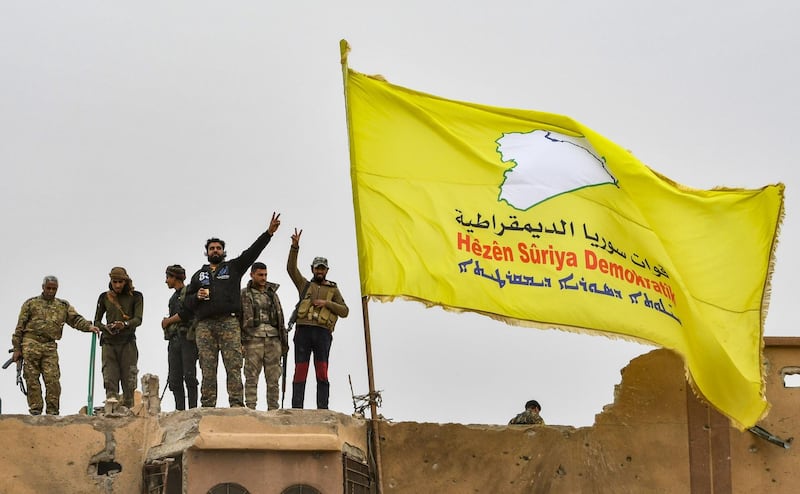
[289,281,312,328]
[299,281,312,306]
[106,291,131,321]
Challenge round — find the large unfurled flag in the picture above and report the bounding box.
[342,46,784,428]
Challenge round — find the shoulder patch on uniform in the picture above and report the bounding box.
[325,280,338,287]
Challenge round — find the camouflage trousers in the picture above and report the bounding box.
[101,339,139,408]
[243,336,283,410]
[196,315,243,407]
[21,338,61,415]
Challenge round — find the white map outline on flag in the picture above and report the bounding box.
[496,130,618,210]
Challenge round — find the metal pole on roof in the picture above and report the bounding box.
[87,332,97,416]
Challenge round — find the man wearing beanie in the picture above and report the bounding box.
[185,212,281,408]
[509,399,545,425]
[160,264,198,410]
[94,266,144,410]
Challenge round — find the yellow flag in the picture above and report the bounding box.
[344,63,783,428]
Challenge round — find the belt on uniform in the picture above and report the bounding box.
[242,336,267,343]
[23,333,55,344]
[243,334,278,341]
[206,312,237,320]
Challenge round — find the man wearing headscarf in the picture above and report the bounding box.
[94,266,144,410]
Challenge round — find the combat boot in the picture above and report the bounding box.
[187,386,198,409]
[173,393,186,411]
[317,380,330,409]
[292,382,306,408]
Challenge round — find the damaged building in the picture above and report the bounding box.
[0,337,797,493]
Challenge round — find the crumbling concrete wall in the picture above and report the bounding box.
[730,339,800,492]
[378,346,800,493]
[1,344,797,493]
[0,407,371,494]
[378,349,691,493]
[0,414,162,494]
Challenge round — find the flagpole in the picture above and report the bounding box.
[341,38,384,493]
[358,297,379,420]
[361,296,384,492]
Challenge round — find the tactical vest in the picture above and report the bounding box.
[242,287,279,338]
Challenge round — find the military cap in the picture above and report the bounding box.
[311,256,329,268]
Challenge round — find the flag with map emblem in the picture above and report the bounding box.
[342,56,784,429]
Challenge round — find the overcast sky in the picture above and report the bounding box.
[1,2,797,427]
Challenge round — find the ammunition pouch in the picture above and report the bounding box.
[164,322,190,341]
[316,306,337,330]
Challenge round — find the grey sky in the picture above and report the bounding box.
[1,2,796,426]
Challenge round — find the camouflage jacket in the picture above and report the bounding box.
[509,410,545,425]
[94,290,144,345]
[12,294,93,351]
[287,245,349,332]
[240,280,285,339]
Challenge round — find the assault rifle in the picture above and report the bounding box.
[280,350,288,409]
[281,281,311,409]
[1,350,13,370]
[2,349,27,396]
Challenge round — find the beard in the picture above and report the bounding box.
[208,253,225,264]
[313,273,326,283]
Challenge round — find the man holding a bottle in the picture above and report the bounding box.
[184,213,281,407]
